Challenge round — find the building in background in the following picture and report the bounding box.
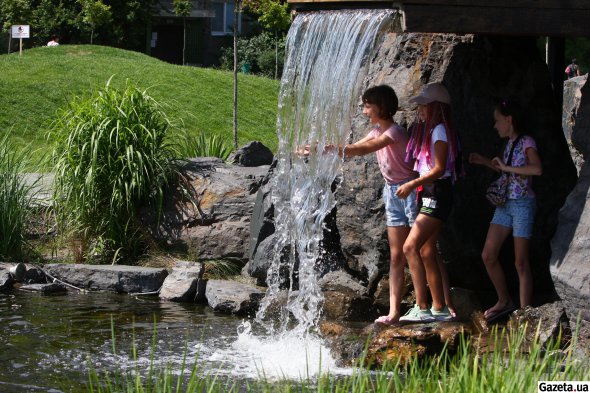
[149,0,253,66]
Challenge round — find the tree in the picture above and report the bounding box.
[78,0,111,44]
[173,0,191,65]
[233,0,242,149]
[243,0,290,78]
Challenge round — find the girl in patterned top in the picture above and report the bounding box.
[469,99,542,321]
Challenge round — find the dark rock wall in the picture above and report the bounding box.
[340,32,577,302]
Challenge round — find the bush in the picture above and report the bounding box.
[257,49,283,78]
[180,133,232,161]
[0,135,37,260]
[218,31,286,78]
[50,81,181,263]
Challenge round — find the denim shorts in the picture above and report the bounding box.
[384,180,417,227]
[491,197,536,239]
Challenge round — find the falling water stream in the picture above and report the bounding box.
[0,10,396,391]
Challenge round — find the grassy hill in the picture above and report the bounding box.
[0,45,280,162]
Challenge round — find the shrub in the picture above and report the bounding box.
[0,135,37,260]
[257,49,283,78]
[49,80,181,263]
[180,133,233,161]
[218,31,286,78]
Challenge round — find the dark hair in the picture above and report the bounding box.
[572,58,577,64]
[362,85,398,120]
[494,98,527,134]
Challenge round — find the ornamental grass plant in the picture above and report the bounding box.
[0,135,38,260]
[50,80,181,263]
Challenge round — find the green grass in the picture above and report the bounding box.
[0,45,280,163]
[87,322,590,392]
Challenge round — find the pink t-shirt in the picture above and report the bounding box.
[368,124,417,184]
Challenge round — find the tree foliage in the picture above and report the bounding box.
[78,0,112,44]
[243,0,289,32]
[0,0,157,50]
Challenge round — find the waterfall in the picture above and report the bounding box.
[255,10,396,336]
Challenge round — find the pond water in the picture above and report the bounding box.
[0,290,346,392]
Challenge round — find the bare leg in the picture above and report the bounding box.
[482,223,514,318]
[513,236,533,308]
[420,231,445,311]
[403,214,443,310]
[384,226,411,322]
[437,252,455,316]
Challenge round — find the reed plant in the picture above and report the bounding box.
[50,80,181,263]
[0,135,37,260]
[86,322,590,393]
[180,133,233,161]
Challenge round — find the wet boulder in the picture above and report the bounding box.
[160,261,206,302]
[23,265,46,284]
[366,322,471,366]
[205,279,265,315]
[319,271,379,321]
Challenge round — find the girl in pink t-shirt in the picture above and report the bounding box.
[324,85,418,325]
[469,99,542,321]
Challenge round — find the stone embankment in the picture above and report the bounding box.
[1,259,578,365]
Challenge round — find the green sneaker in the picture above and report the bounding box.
[431,306,453,322]
[399,304,435,323]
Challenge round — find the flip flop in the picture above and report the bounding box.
[485,306,517,324]
[374,315,400,326]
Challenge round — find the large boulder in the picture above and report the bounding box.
[159,261,206,302]
[141,158,269,263]
[205,279,265,315]
[228,141,274,167]
[551,76,590,337]
[44,264,168,293]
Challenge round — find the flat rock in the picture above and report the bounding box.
[44,264,168,293]
[507,302,570,349]
[160,261,206,302]
[205,279,264,315]
[19,283,67,293]
[367,321,471,366]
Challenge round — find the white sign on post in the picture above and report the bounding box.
[10,25,30,56]
[11,25,30,39]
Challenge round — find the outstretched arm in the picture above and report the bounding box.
[469,152,499,172]
[328,133,393,158]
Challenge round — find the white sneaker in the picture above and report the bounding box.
[431,306,453,322]
[399,304,435,323]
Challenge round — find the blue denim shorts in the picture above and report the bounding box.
[491,197,536,238]
[383,180,418,227]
